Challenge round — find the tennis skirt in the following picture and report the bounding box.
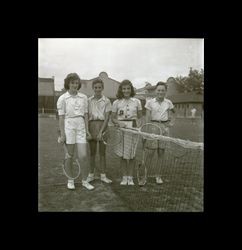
[113,121,139,160]
[114,126,139,160]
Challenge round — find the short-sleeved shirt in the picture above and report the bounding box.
[88,95,112,121]
[57,91,88,118]
[112,97,142,120]
[145,98,174,121]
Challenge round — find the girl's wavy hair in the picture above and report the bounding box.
[64,73,82,90]
[116,80,136,99]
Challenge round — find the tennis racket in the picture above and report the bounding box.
[57,132,81,180]
[101,126,123,146]
[122,123,162,186]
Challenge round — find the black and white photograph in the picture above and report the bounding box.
[38,38,204,212]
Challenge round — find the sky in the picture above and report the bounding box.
[38,38,204,90]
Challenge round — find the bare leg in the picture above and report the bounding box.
[65,144,75,179]
[76,143,90,181]
[100,156,106,174]
[120,158,128,177]
[119,158,129,185]
[156,148,165,183]
[99,141,106,174]
[145,149,156,175]
[90,156,95,174]
[89,140,96,174]
[127,159,135,177]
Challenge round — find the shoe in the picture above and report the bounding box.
[120,176,128,185]
[86,173,95,183]
[156,177,163,184]
[100,174,112,183]
[82,181,94,190]
[67,180,75,190]
[127,176,135,185]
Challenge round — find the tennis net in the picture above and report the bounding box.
[109,127,204,212]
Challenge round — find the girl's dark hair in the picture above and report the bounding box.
[64,73,82,90]
[92,78,104,89]
[116,79,136,99]
[155,81,167,90]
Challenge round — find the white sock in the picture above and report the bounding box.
[101,173,106,178]
[88,173,94,177]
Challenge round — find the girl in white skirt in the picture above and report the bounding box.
[57,73,94,190]
[111,80,143,185]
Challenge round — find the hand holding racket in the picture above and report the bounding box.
[86,131,92,141]
[120,123,162,186]
[57,130,81,180]
[58,132,66,144]
[96,131,103,141]
[101,126,123,146]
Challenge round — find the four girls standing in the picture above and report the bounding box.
[57,74,174,189]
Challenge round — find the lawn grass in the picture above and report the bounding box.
[38,117,203,212]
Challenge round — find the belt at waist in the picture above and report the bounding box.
[151,120,170,123]
[118,119,137,127]
[89,120,105,122]
[118,119,135,121]
[65,115,84,119]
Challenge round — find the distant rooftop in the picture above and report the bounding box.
[38,77,55,96]
[39,77,54,82]
[168,93,203,103]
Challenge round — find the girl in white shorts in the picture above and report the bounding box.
[57,73,94,190]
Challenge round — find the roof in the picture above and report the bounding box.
[38,77,54,82]
[167,93,203,103]
[135,92,203,103]
[81,72,120,85]
[38,78,55,96]
[86,76,120,85]
[135,93,155,100]
[136,85,156,93]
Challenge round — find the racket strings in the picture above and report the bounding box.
[102,127,122,146]
[60,143,81,180]
[122,125,203,189]
[63,157,81,180]
[104,124,203,211]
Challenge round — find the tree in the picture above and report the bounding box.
[174,75,187,93]
[175,68,204,94]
